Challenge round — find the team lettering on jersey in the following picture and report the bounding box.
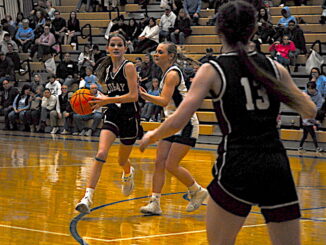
[107,83,126,93]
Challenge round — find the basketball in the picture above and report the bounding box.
[70,89,93,115]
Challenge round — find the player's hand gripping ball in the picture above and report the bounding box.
[70,89,93,115]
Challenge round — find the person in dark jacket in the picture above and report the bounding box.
[0,51,14,78]
[0,79,19,130]
[57,53,79,87]
[170,8,192,46]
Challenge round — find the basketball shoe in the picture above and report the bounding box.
[186,187,208,212]
[140,198,162,215]
[121,166,135,196]
[75,196,93,214]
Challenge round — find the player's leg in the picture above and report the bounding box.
[140,140,172,215]
[267,219,301,245]
[119,143,135,196]
[206,196,246,245]
[76,129,116,213]
[165,142,208,212]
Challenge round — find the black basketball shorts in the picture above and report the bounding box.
[163,122,198,147]
[102,109,143,145]
[207,149,301,223]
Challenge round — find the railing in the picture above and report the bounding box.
[108,6,120,20]
[0,0,5,15]
[81,24,93,47]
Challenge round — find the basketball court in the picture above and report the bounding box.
[0,132,325,244]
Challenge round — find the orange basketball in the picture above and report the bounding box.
[70,89,93,115]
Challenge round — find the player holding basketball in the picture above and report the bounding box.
[75,33,142,213]
[138,42,208,215]
[139,1,316,244]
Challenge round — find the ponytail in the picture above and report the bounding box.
[95,56,112,83]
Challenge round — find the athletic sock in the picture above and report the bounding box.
[188,182,201,193]
[85,187,95,199]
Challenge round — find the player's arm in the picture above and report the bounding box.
[275,62,316,119]
[139,63,221,151]
[139,71,178,107]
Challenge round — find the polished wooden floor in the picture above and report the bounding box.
[0,131,325,245]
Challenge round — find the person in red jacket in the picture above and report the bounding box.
[269,35,296,70]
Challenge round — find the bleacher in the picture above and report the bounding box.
[7,0,326,146]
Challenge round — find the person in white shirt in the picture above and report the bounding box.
[159,6,176,42]
[39,88,57,133]
[134,17,160,54]
[45,74,62,96]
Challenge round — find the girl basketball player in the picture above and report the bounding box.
[139,42,208,215]
[76,34,142,213]
[139,1,316,244]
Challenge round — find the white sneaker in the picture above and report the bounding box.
[140,198,162,215]
[50,127,59,134]
[121,167,135,196]
[75,196,93,214]
[79,129,86,136]
[61,129,70,135]
[85,129,93,136]
[186,187,208,212]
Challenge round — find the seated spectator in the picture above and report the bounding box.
[15,19,34,52]
[64,11,81,45]
[57,52,79,87]
[0,33,18,54]
[135,57,142,74]
[170,8,192,47]
[30,25,56,61]
[1,19,16,38]
[140,78,161,121]
[76,0,93,12]
[139,54,159,89]
[39,88,57,133]
[134,17,159,54]
[73,84,103,136]
[79,66,102,91]
[92,44,106,63]
[183,0,201,26]
[26,86,43,132]
[60,91,74,135]
[171,0,183,15]
[110,16,129,40]
[49,84,70,134]
[78,44,95,77]
[15,12,25,29]
[52,10,66,43]
[126,18,141,46]
[0,51,15,78]
[35,10,46,30]
[310,67,326,98]
[45,74,62,96]
[0,24,9,43]
[198,48,216,63]
[6,43,20,71]
[31,73,45,90]
[0,79,18,130]
[269,35,296,68]
[8,84,31,131]
[159,6,177,42]
[277,7,297,28]
[257,7,275,44]
[46,0,56,20]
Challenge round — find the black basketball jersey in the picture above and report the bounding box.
[209,51,283,151]
[104,59,139,114]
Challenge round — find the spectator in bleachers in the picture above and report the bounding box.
[5,15,15,28]
[0,79,18,130]
[126,18,141,44]
[306,81,324,111]
[26,86,43,132]
[33,0,48,18]
[2,18,16,38]
[64,11,81,45]
[140,78,161,122]
[139,53,161,89]
[35,10,46,30]
[49,84,70,134]
[134,17,159,54]
[31,74,45,90]
[320,0,326,24]
[171,0,183,15]
[135,57,142,73]
[310,67,326,98]
[256,7,275,44]
[8,84,31,131]
[198,48,216,63]
[0,24,9,43]
[76,0,93,12]
[0,52,15,78]
[6,43,20,72]
[52,10,66,43]
[278,7,296,28]
[78,44,95,77]
[15,19,35,53]
[60,91,74,135]
[15,12,25,29]
[73,83,102,136]
[159,6,177,42]
[31,25,56,61]
[92,44,106,63]
[39,88,57,133]
[57,53,79,86]
[183,0,201,26]
[79,66,102,91]
[269,35,296,68]
[0,33,18,54]
[46,0,56,20]
[45,74,62,96]
[110,16,129,40]
[170,8,192,47]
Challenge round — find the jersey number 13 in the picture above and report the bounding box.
[241,77,270,110]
